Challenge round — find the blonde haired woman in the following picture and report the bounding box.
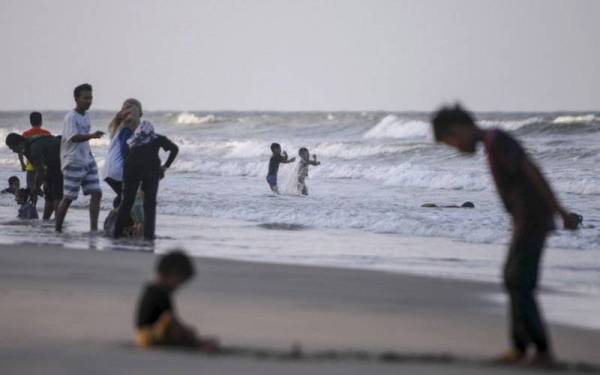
[104,98,141,207]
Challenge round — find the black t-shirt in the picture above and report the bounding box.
[135,283,173,328]
[268,154,283,176]
[484,129,554,232]
[125,135,178,176]
[25,135,61,171]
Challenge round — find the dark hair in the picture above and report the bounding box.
[5,133,25,149]
[156,250,195,280]
[29,111,42,126]
[461,201,475,208]
[8,176,19,184]
[16,188,29,200]
[73,83,93,99]
[298,147,308,155]
[270,143,281,152]
[431,104,476,142]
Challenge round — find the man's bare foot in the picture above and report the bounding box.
[492,349,526,365]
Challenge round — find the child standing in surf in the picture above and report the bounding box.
[266,143,295,194]
[297,147,320,195]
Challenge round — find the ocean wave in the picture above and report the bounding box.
[364,115,431,139]
[552,114,598,124]
[175,112,217,125]
[479,117,543,131]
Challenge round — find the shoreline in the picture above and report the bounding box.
[0,204,598,333]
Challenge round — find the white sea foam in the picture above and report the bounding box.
[363,115,431,139]
[552,114,597,124]
[479,117,542,131]
[175,112,216,125]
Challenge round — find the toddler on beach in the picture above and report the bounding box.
[266,142,295,194]
[297,147,320,195]
[135,250,219,351]
[16,188,38,219]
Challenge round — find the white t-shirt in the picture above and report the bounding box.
[103,126,133,181]
[61,110,94,167]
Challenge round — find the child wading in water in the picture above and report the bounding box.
[431,105,579,366]
[16,188,38,219]
[266,143,295,194]
[135,250,219,351]
[297,147,320,195]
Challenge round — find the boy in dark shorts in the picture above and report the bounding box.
[266,143,295,193]
[135,250,219,351]
[5,133,63,220]
[431,105,579,366]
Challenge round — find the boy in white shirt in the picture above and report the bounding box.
[55,83,105,233]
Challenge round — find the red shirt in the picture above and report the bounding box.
[22,127,51,138]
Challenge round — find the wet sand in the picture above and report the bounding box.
[0,243,599,374]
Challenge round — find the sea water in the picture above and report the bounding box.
[0,111,598,296]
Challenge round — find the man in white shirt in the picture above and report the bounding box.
[55,83,105,232]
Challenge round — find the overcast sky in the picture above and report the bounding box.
[0,0,598,111]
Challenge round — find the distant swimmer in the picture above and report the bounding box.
[266,142,295,194]
[421,201,475,208]
[297,147,320,196]
[432,104,580,367]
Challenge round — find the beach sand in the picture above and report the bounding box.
[1,242,599,374]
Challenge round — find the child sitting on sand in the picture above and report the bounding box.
[16,188,38,219]
[297,147,320,195]
[266,142,295,194]
[135,250,219,351]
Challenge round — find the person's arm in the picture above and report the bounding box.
[159,136,179,176]
[521,159,578,230]
[18,153,27,171]
[119,128,133,160]
[282,152,296,164]
[309,155,321,166]
[70,131,104,143]
[30,165,45,206]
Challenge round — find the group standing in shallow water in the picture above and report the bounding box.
[1,84,585,366]
[4,83,179,241]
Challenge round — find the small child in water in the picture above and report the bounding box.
[1,176,20,195]
[266,143,295,193]
[135,250,219,351]
[297,147,321,195]
[16,188,38,219]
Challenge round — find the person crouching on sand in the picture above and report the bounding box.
[431,104,579,366]
[113,102,178,241]
[135,250,219,351]
[297,147,320,195]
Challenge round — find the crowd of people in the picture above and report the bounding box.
[3,83,179,241]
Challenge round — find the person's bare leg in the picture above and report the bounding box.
[55,198,72,232]
[89,191,102,231]
[42,199,54,220]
